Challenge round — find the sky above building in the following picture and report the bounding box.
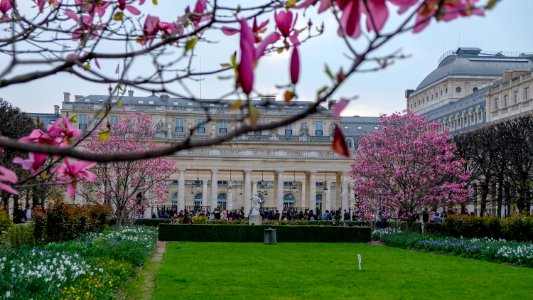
[1,0,532,117]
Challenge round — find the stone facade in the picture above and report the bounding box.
[407,48,533,134]
[59,93,380,214]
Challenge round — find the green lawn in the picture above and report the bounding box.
[154,242,533,299]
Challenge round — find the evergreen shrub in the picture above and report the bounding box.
[158,224,371,242]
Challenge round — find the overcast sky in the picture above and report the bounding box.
[1,0,531,117]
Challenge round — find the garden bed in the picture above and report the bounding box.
[0,226,157,299]
[374,228,533,267]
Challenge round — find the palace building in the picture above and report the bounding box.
[406,47,533,133]
[55,92,379,214]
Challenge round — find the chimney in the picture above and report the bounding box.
[160,94,170,100]
[63,92,71,102]
[128,90,134,97]
[54,105,60,115]
[74,95,84,101]
[261,95,276,103]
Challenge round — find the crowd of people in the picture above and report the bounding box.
[154,206,376,222]
[11,204,32,224]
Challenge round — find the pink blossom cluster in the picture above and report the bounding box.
[4,117,97,196]
[351,111,470,220]
[82,113,178,216]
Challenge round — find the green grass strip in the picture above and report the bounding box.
[155,242,533,299]
[121,241,167,300]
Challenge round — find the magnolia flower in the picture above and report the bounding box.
[0,0,13,20]
[47,117,82,145]
[54,159,97,198]
[0,166,18,195]
[118,0,141,15]
[13,152,48,175]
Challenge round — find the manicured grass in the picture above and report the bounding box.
[155,242,533,299]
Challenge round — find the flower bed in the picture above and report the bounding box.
[0,226,157,299]
[374,229,533,267]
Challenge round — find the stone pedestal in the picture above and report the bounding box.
[249,214,262,225]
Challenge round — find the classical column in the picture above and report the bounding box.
[275,170,284,212]
[325,181,331,211]
[177,169,186,211]
[341,174,349,213]
[227,186,234,211]
[252,179,257,197]
[349,183,355,211]
[202,178,208,207]
[308,171,316,212]
[244,170,252,215]
[300,176,306,209]
[210,169,218,210]
[336,173,342,211]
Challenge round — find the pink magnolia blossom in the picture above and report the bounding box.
[81,112,178,226]
[290,46,300,85]
[332,98,350,119]
[222,17,269,44]
[0,166,18,195]
[76,0,110,17]
[47,117,82,146]
[19,129,54,145]
[54,159,97,198]
[13,152,48,175]
[118,0,140,15]
[352,111,470,221]
[413,0,484,33]
[185,0,210,29]
[0,0,13,20]
[237,19,280,95]
[238,19,255,95]
[139,14,178,46]
[64,9,102,41]
[35,0,59,13]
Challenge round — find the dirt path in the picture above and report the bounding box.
[121,240,167,300]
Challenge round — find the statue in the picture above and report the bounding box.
[249,194,263,225]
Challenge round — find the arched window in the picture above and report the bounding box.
[283,193,296,210]
[217,193,227,210]
[171,192,178,204]
[316,194,323,212]
[346,138,354,149]
[194,193,203,208]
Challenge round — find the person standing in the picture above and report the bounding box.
[25,204,32,222]
[13,204,25,224]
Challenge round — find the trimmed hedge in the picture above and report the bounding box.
[159,224,371,243]
[424,215,533,242]
[133,218,171,226]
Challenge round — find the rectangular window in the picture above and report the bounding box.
[315,121,323,136]
[494,98,499,110]
[514,90,519,104]
[285,123,293,136]
[79,114,88,130]
[175,118,184,133]
[525,87,530,101]
[503,95,508,107]
[197,121,206,134]
[109,115,118,125]
[218,120,228,134]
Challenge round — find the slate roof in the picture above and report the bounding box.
[416,48,533,91]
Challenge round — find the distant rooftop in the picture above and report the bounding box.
[415,47,533,91]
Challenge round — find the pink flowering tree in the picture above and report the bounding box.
[80,113,178,228]
[0,1,491,197]
[351,111,470,225]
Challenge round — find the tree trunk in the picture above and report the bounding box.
[479,182,489,217]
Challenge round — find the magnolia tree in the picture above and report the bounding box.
[0,0,491,198]
[79,113,177,227]
[351,111,470,223]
